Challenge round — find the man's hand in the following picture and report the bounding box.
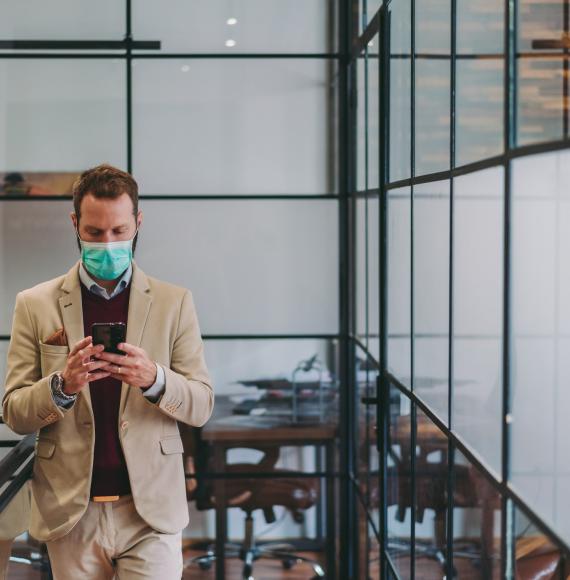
[61,337,110,395]
[94,342,158,389]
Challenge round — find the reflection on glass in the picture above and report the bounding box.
[0,172,80,197]
[512,149,570,545]
[133,0,337,54]
[416,0,450,55]
[452,452,502,578]
[387,384,412,579]
[387,187,411,386]
[414,409,449,577]
[517,57,564,146]
[453,167,503,475]
[389,0,411,182]
[514,506,562,578]
[456,59,504,166]
[457,0,503,55]
[132,59,336,195]
[415,59,450,175]
[414,180,450,423]
[518,0,564,52]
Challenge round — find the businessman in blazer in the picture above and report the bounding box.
[2,164,214,579]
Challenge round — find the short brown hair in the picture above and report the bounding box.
[72,164,138,222]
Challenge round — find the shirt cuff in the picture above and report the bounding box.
[142,363,166,402]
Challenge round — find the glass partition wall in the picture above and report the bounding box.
[3,1,570,578]
[354,0,570,577]
[0,2,345,580]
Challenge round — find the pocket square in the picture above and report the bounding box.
[44,328,68,347]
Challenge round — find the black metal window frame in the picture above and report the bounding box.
[0,2,354,580]
[352,0,570,578]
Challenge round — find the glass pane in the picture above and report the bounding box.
[414,408,449,577]
[0,1,124,40]
[514,505,562,578]
[132,59,336,195]
[356,196,380,359]
[387,187,411,386]
[357,56,367,192]
[518,0,564,52]
[414,180,450,423]
[0,60,126,174]
[511,149,570,544]
[415,59,450,175]
[387,384,412,580]
[0,199,338,336]
[517,57,565,146]
[457,0,504,55]
[389,0,412,182]
[368,48,380,190]
[453,451,502,578]
[133,0,337,54]
[416,0,450,55]
[456,59,504,166]
[453,167,503,475]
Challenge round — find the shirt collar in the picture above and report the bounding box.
[79,262,133,300]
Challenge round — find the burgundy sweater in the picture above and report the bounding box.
[80,282,131,497]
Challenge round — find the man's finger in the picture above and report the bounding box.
[70,336,92,357]
[94,351,133,365]
[87,371,111,383]
[83,360,110,372]
[117,343,139,356]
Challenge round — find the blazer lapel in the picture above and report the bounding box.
[120,260,152,415]
[58,260,93,415]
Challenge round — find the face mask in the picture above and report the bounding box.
[77,229,137,281]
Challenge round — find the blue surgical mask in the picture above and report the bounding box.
[77,229,137,281]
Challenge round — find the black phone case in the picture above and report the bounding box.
[92,323,127,355]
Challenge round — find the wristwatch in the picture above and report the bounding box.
[50,372,77,402]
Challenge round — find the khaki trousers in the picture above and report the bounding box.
[46,495,183,580]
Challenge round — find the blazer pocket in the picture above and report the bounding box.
[39,342,70,356]
[160,437,184,455]
[39,342,69,376]
[35,439,56,459]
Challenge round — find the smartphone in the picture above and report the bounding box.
[91,322,127,355]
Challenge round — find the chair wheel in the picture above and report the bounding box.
[282,557,296,570]
[198,560,212,571]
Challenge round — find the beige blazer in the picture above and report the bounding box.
[2,260,214,542]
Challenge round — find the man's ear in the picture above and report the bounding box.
[136,210,143,229]
[70,212,78,230]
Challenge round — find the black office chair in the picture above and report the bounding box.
[180,425,326,580]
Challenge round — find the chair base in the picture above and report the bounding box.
[188,542,326,579]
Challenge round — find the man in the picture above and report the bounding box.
[2,164,214,578]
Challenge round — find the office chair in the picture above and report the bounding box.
[180,424,326,580]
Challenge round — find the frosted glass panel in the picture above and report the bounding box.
[0,199,338,336]
[512,150,570,545]
[133,0,336,53]
[387,188,411,386]
[0,1,124,40]
[456,60,503,166]
[132,59,335,195]
[136,199,338,334]
[413,180,449,423]
[415,59,450,175]
[453,167,503,475]
[356,197,380,356]
[0,60,126,173]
